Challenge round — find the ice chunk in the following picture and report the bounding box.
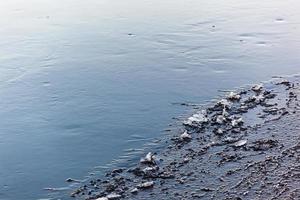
[137,181,154,189]
[227,92,241,101]
[183,110,209,126]
[140,152,156,164]
[252,84,263,92]
[216,115,226,124]
[180,130,192,140]
[234,139,247,147]
[231,117,243,127]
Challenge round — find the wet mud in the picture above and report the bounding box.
[71,76,300,200]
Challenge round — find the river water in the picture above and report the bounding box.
[0,0,299,199]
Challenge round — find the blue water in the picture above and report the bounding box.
[0,0,299,199]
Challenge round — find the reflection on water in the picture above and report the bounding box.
[0,0,299,199]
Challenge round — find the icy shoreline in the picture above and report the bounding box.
[71,75,300,200]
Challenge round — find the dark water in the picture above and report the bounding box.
[0,0,299,199]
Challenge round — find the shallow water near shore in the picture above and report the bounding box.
[0,0,299,199]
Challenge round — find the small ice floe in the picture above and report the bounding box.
[216,128,223,135]
[216,115,226,124]
[206,141,218,147]
[137,181,154,189]
[106,193,122,200]
[142,166,158,173]
[130,188,139,194]
[217,99,232,108]
[183,110,209,126]
[140,152,156,165]
[252,94,265,103]
[223,137,239,144]
[252,84,263,92]
[180,130,192,140]
[231,117,243,127]
[183,157,190,163]
[96,193,122,200]
[96,197,108,200]
[239,105,248,112]
[227,92,241,101]
[222,107,230,117]
[275,79,290,86]
[234,139,247,147]
[159,171,175,179]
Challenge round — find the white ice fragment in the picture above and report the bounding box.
[130,188,139,194]
[277,79,290,85]
[216,115,226,124]
[206,141,217,147]
[222,108,230,117]
[234,139,247,147]
[183,157,190,163]
[140,152,156,164]
[180,130,192,140]
[231,117,243,127]
[240,105,248,110]
[217,99,232,108]
[252,84,263,92]
[216,128,223,135]
[227,92,241,101]
[142,166,158,173]
[224,137,238,143]
[183,110,209,126]
[252,94,265,103]
[137,181,154,189]
[106,193,122,200]
[96,198,108,200]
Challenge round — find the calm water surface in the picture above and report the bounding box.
[0,0,299,199]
